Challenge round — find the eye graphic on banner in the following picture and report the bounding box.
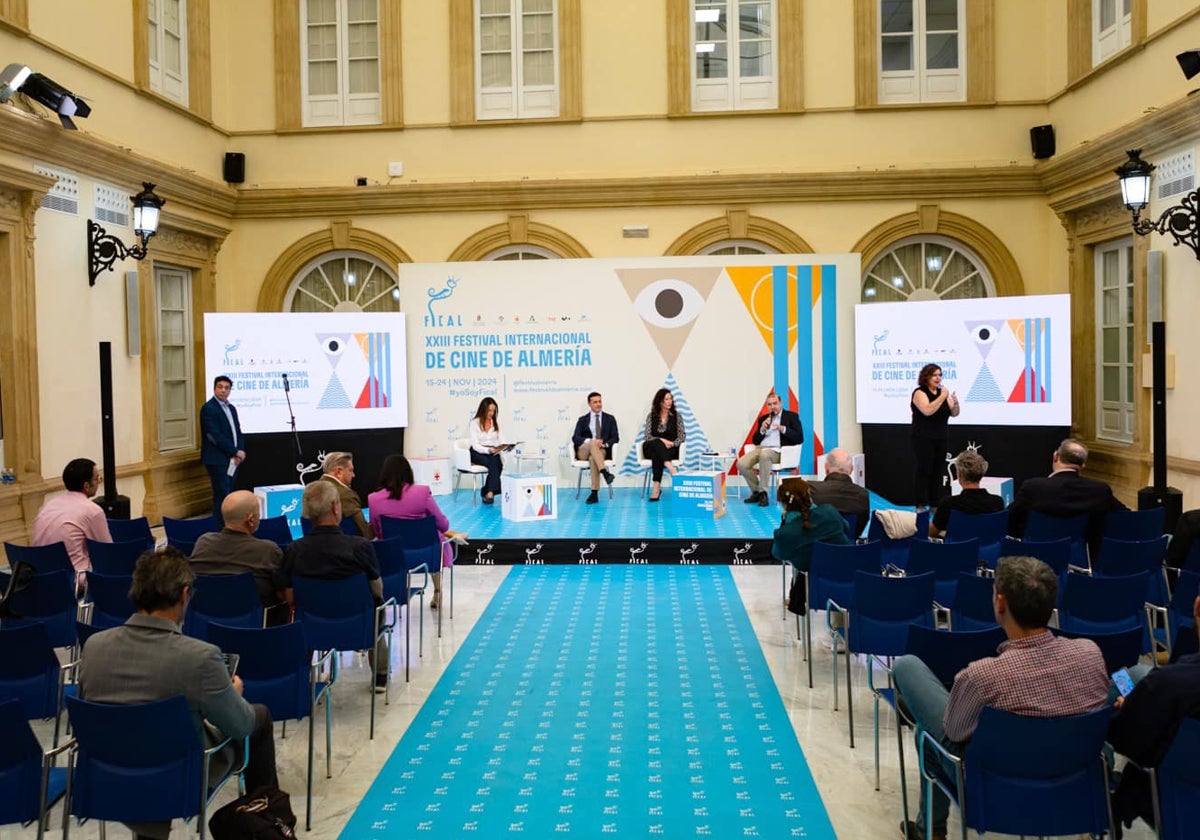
[633,279,706,329]
[616,267,722,369]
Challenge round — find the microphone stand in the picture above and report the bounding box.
[282,373,302,463]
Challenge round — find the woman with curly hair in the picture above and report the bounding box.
[772,476,852,615]
[642,387,686,502]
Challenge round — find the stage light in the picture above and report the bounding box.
[0,62,91,129]
[1116,149,1200,261]
[88,182,166,286]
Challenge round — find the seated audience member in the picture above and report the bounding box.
[738,392,804,507]
[808,448,869,536]
[1165,507,1200,569]
[283,480,389,690]
[368,453,461,610]
[1106,594,1200,836]
[32,457,112,585]
[891,556,1110,840]
[928,449,1004,538]
[571,391,619,505]
[772,477,851,616]
[319,451,372,538]
[1006,438,1126,557]
[78,547,277,840]
[188,490,287,617]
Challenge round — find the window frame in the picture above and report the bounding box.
[860,234,996,304]
[877,0,966,105]
[133,0,211,119]
[474,0,560,121]
[300,0,383,128]
[284,250,402,313]
[1092,0,1132,66]
[1093,237,1135,444]
[690,0,780,113]
[154,264,196,452]
[148,0,189,106]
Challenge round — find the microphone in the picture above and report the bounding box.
[282,373,290,393]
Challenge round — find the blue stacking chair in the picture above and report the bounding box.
[904,538,979,605]
[1051,626,1143,672]
[945,509,1009,565]
[827,571,935,765]
[65,694,247,840]
[371,536,427,680]
[338,516,362,537]
[945,573,998,631]
[1149,569,1199,661]
[2,569,78,648]
[0,622,75,748]
[207,622,333,831]
[162,515,219,544]
[1094,535,1170,606]
[183,573,264,641]
[842,513,860,541]
[292,574,397,739]
[1058,571,1152,653]
[920,706,1114,840]
[82,572,135,630]
[0,698,70,840]
[1153,717,1200,840]
[105,516,155,548]
[999,536,1072,581]
[3,542,73,575]
[255,515,294,547]
[867,511,927,569]
[74,621,103,654]
[799,540,883,687]
[381,514,457,630]
[1024,511,1088,567]
[86,538,146,576]
[1103,506,1165,541]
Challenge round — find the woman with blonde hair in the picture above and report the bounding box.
[772,476,852,615]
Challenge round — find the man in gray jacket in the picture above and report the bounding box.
[79,547,277,839]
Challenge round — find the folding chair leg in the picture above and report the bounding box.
[575,469,583,499]
[831,630,838,710]
[781,562,787,621]
[307,705,316,830]
[874,693,880,790]
[845,644,855,748]
[897,721,910,828]
[805,611,813,688]
[449,563,454,620]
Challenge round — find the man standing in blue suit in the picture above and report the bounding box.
[200,375,246,524]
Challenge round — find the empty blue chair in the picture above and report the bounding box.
[256,515,294,547]
[800,540,884,687]
[3,569,78,648]
[86,538,147,576]
[83,572,135,630]
[1052,626,1143,672]
[0,698,70,840]
[945,573,998,631]
[371,536,427,680]
[161,515,219,544]
[1154,717,1200,840]
[1150,569,1199,661]
[1094,535,1170,606]
[842,512,860,541]
[381,514,456,630]
[919,706,1114,839]
[867,511,927,569]
[0,622,73,748]
[167,538,195,557]
[339,516,362,537]
[1058,571,1152,651]
[105,516,155,548]
[945,509,1009,565]
[65,694,246,840]
[292,573,396,739]
[3,542,72,575]
[183,573,263,641]
[1024,511,1088,567]
[999,536,1072,580]
[905,539,979,605]
[1103,506,1165,541]
[207,622,333,831]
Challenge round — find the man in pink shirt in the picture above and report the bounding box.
[31,458,112,581]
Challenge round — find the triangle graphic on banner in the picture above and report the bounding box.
[615,267,724,369]
[318,372,352,409]
[726,265,826,353]
[618,373,713,475]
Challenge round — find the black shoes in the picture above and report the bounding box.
[481,494,494,505]
[743,491,760,504]
[374,674,388,694]
[602,468,615,486]
[757,491,770,507]
[586,490,599,504]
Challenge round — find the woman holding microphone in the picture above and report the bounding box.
[910,363,959,512]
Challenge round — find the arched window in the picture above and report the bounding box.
[861,235,994,303]
[284,251,400,312]
[697,239,779,256]
[483,245,561,261]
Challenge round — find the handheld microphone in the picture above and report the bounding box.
[282,373,290,393]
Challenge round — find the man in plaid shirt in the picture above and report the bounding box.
[892,556,1111,840]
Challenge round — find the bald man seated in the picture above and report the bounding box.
[189,490,287,614]
[808,448,869,536]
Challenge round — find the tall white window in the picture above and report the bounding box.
[476,0,559,120]
[878,0,965,104]
[285,252,400,312]
[691,0,778,112]
[148,0,188,105]
[861,236,993,303]
[1093,0,1132,65]
[155,266,195,452]
[301,0,381,127]
[1094,238,1135,443]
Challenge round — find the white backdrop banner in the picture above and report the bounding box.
[853,294,1071,426]
[204,312,409,433]
[399,255,861,481]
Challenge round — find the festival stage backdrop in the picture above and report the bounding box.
[399,255,861,482]
[204,312,409,434]
[853,294,1072,426]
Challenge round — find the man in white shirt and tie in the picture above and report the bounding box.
[571,392,620,505]
[737,392,805,507]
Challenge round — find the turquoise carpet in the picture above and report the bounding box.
[340,566,837,838]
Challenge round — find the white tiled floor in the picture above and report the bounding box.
[9,565,1152,839]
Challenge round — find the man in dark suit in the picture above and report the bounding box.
[319,451,372,537]
[809,448,869,535]
[571,391,620,505]
[200,375,245,524]
[737,392,804,507]
[1007,438,1126,555]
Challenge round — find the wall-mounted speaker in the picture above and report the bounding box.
[1030,124,1055,160]
[223,152,245,184]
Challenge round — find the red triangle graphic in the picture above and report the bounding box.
[1007,370,1046,403]
[355,378,389,408]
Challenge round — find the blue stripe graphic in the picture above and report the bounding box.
[1043,317,1051,402]
[820,265,839,454]
[795,266,815,474]
[772,265,789,401]
[1024,318,1032,403]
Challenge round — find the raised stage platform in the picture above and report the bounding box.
[439,485,897,565]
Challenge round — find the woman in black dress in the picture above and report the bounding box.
[642,387,685,502]
[910,363,959,511]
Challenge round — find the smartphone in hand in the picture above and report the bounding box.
[1112,667,1135,697]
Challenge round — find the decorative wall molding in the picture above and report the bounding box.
[664,211,812,256]
[447,215,591,261]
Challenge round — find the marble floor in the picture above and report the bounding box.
[9,565,1153,839]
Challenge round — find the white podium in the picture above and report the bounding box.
[501,473,558,522]
[410,456,451,496]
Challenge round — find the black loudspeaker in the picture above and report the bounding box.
[223,152,245,184]
[1030,124,1055,160]
[95,342,130,519]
